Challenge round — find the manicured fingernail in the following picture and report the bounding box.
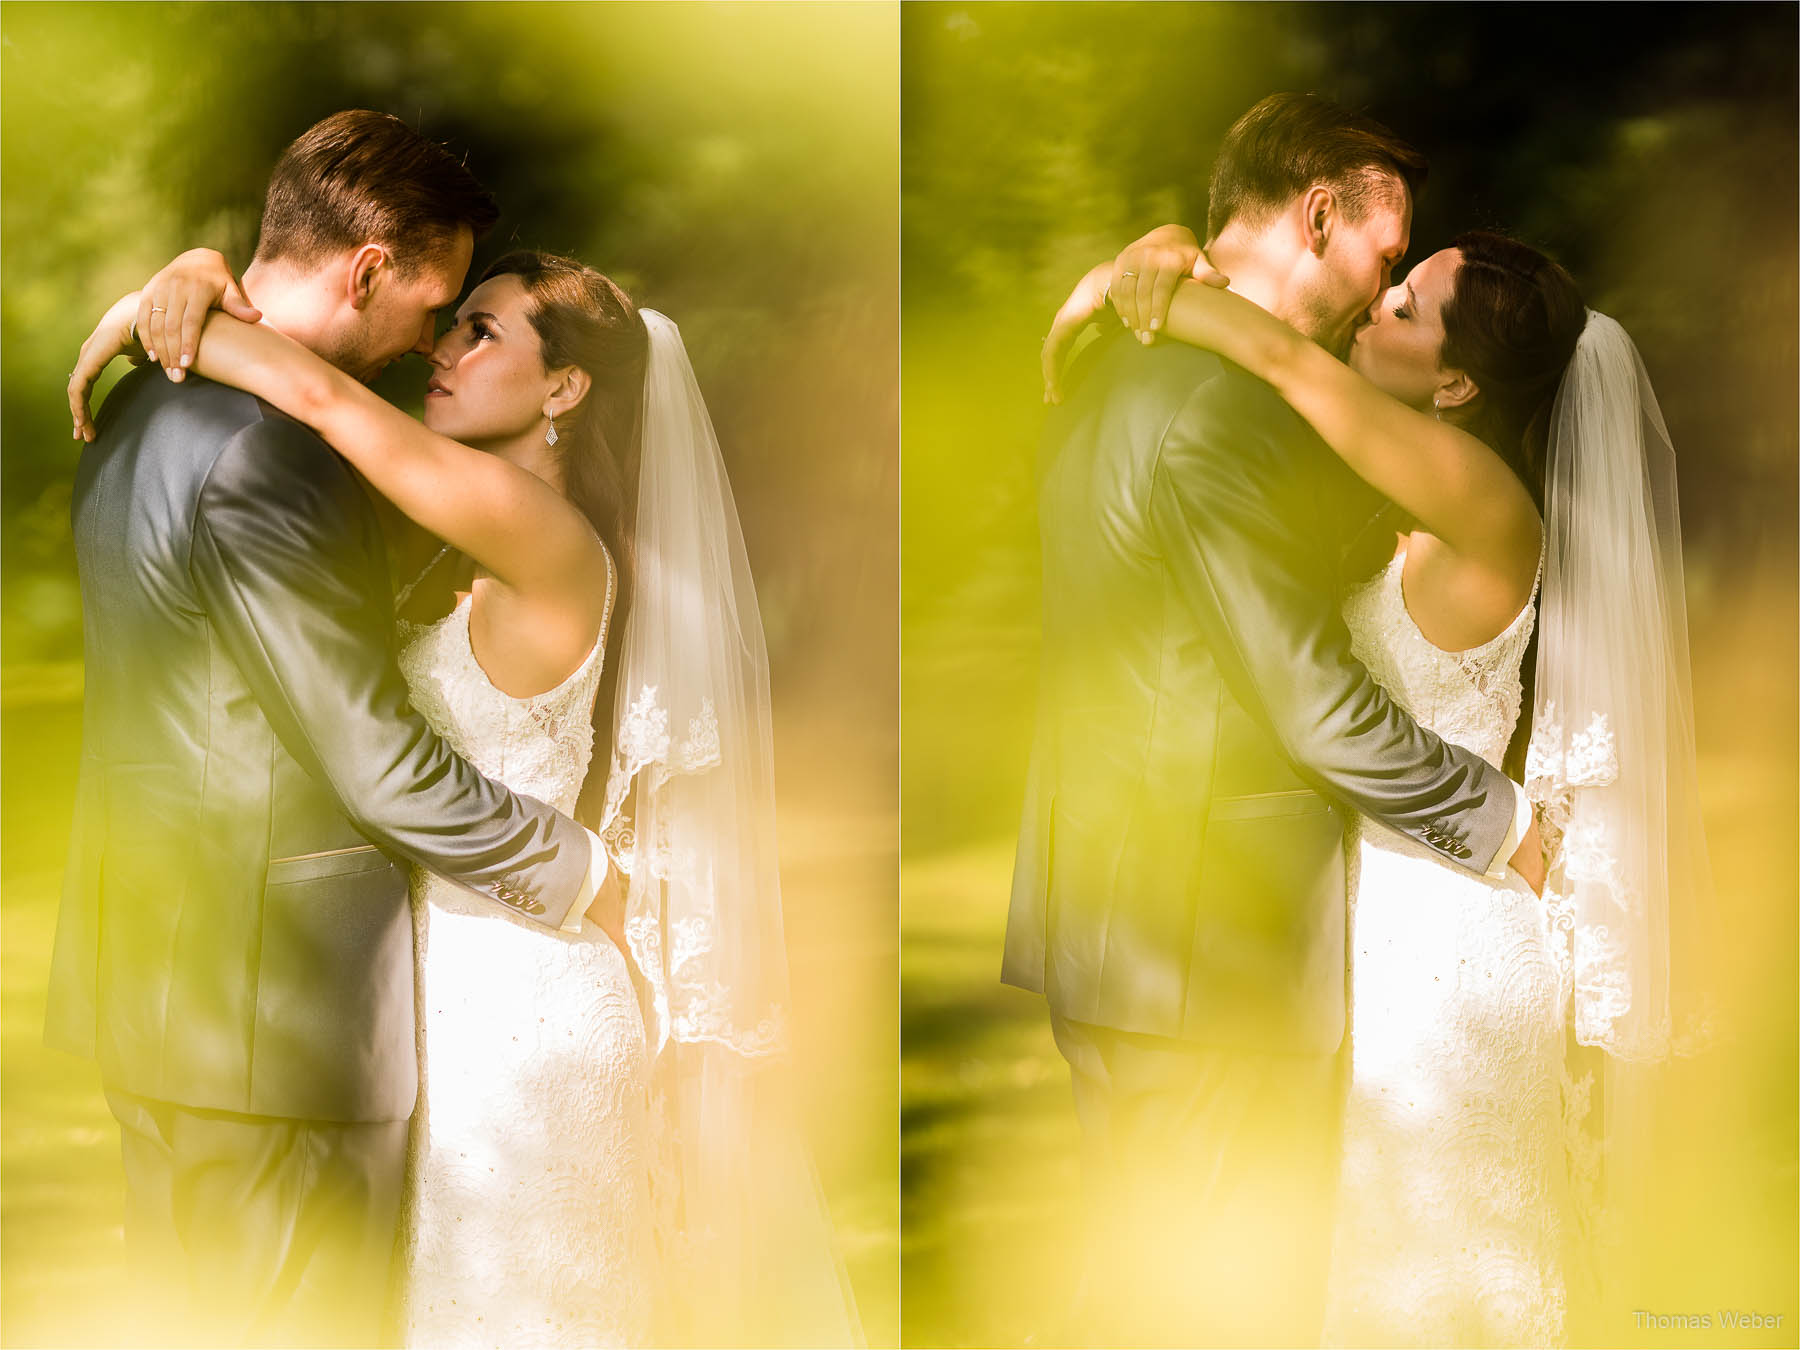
[172,369,184,382]
[180,354,191,368]
[1150,319,1161,331]
[1139,331,1153,344]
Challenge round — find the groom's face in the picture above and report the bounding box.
[341,226,476,383]
[1298,183,1412,359]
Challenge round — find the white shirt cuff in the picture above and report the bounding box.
[557,828,609,933]
[1484,782,1535,881]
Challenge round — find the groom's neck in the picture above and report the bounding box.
[240,259,343,366]
[1205,222,1321,342]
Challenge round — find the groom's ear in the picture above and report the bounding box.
[346,244,390,312]
[1300,185,1336,258]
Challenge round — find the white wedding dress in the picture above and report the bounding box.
[394,582,655,1349]
[1322,545,1572,1348]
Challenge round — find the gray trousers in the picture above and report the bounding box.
[105,1086,408,1348]
[1051,1015,1346,1348]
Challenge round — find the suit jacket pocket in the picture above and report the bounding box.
[265,843,391,885]
[1207,788,1333,821]
[251,851,415,1122]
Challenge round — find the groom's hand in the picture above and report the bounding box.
[1509,815,1547,896]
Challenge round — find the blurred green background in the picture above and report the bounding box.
[2,3,897,1345]
[901,4,1797,1347]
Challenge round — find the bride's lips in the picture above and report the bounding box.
[425,379,451,399]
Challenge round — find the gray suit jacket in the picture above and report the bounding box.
[47,366,593,1123]
[1002,333,1518,1054]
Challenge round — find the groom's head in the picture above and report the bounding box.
[1207,93,1427,356]
[250,110,500,381]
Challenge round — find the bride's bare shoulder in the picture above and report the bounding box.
[1400,531,1539,654]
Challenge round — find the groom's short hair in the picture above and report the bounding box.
[1206,93,1428,242]
[253,110,500,277]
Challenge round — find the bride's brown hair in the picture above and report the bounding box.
[478,250,649,822]
[1435,231,1586,779]
[1438,231,1587,511]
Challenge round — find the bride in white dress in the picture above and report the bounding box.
[1049,227,1715,1346]
[75,248,862,1348]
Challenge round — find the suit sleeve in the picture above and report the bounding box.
[1148,375,1520,872]
[188,414,593,926]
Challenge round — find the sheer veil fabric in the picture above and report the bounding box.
[1524,310,1720,1266]
[599,310,863,1346]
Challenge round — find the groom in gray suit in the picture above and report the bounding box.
[47,111,610,1346]
[1003,94,1543,1346]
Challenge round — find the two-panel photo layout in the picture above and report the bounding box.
[1,4,1794,1348]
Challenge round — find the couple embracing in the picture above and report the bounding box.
[53,110,858,1348]
[1008,93,1714,1347]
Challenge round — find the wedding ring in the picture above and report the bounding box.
[1121,270,1139,277]
[150,306,167,314]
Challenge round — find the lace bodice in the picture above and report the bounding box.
[1339,547,1537,768]
[396,590,606,818]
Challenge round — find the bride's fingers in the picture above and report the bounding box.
[68,339,105,442]
[1110,259,1140,335]
[1145,266,1183,337]
[167,286,206,381]
[1041,309,1084,403]
[1132,266,1161,341]
[176,296,206,380]
[146,294,170,369]
[160,289,194,380]
[133,292,157,362]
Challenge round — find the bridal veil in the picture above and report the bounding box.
[600,310,863,1346]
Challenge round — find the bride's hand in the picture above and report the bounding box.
[135,247,261,384]
[68,291,146,442]
[1041,261,1113,404]
[1108,223,1231,343]
[586,858,628,954]
[1509,815,1547,896]
[1042,227,1232,403]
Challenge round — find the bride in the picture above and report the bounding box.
[72,248,862,1348]
[1045,226,1715,1346]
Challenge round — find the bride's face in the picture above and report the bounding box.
[1347,246,1462,408]
[423,274,558,445]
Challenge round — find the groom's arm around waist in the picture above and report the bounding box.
[1147,370,1522,875]
[188,414,597,925]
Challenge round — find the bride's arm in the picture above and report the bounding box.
[188,310,605,601]
[1158,279,1543,573]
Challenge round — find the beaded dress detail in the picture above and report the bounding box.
[1322,547,1570,1349]
[394,559,654,1350]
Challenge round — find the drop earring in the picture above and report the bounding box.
[546,412,559,447]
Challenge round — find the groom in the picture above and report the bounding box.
[1003,93,1543,1347]
[46,111,610,1347]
